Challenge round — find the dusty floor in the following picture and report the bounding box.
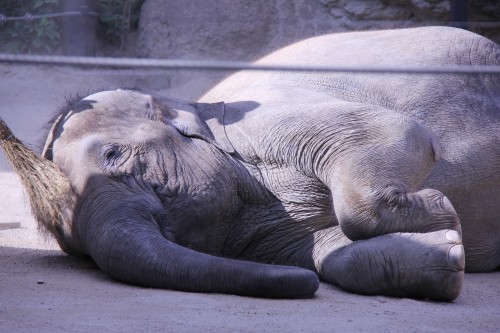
[0,64,499,333]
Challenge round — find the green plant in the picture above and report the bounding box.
[0,0,61,54]
[98,0,142,45]
[0,0,143,54]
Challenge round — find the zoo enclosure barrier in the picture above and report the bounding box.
[0,53,499,75]
[0,10,98,22]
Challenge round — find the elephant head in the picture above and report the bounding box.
[39,89,318,298]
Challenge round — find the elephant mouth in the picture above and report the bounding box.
[152,183,176,199]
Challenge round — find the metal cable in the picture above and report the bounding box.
[0,11,98,22]
[0,53,499,75]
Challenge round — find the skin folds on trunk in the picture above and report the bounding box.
[87,216,319,298]
[76,175,319,299]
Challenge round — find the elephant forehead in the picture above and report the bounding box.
[55,90,157,140]
[59,114,167,147]
[82,89,156,117]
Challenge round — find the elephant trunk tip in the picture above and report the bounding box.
[234,264,320,299]
[267,267,320,299]
[0,118,77,252]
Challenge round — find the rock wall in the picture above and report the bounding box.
[136,0,335,61]
[135,0,499,99]
[320,0,451,27]
[320,0,499,41]
[136,0,338,98]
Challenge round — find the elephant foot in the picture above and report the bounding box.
[320,229,465,301]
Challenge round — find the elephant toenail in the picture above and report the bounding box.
[445,230,461,244]
[448,245,465,271]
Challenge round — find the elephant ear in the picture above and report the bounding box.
[159,99,234,154]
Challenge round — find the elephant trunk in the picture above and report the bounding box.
[87,217,319,298]
[77,175,319,298]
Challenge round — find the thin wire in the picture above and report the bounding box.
[0,53,499,75]
[0,11,98,22]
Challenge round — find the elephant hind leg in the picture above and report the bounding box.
[327,113,461,240]
[317,229,465,301]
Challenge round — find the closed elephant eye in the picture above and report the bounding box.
[105,148,118,160]
[101,145,122,167]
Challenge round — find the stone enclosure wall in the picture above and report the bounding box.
[133,0,499,98]
[137,0,499,59]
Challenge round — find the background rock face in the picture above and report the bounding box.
[321,0,499,39]
[134,0,498,98]
[138,0,499,61]
[137,0,336,61]
[137,0,274,60]
[322,0,450,23]
[135,0,337,97]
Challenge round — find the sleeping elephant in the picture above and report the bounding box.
[38,26,499,301]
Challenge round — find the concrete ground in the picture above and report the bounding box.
[1,64,499,333]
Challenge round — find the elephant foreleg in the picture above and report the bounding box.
[316,229,465,301]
